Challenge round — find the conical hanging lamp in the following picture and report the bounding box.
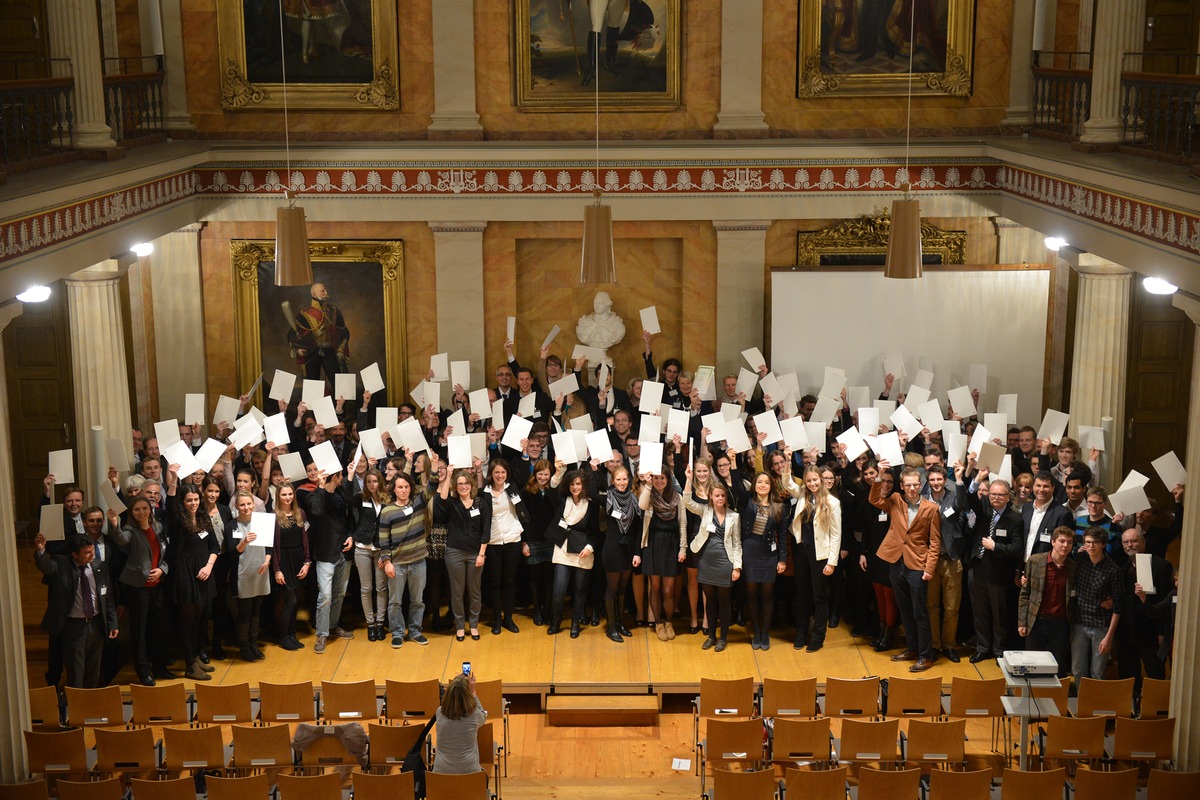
[579,24,616,286]
[884,5,922,281]
[273,7,312,287]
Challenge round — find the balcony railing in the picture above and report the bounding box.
[1031,51,1092,139]
[1121,52,1200,160]
[101,56,164,143]
[0,58,74,167]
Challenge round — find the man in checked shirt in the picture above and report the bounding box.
[1070,526,1125,687]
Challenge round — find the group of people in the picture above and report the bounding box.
[34,328,1183,694]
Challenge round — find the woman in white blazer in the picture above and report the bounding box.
[684,466,742,652]
[782,452,841,652]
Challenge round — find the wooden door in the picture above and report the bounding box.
[0,0,49,79]
[3,282,75,527]
[1123,289,1193,506]
[1143,1,1199,73]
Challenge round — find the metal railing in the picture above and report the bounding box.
[1031,51,1092,138]
[1120,52,1200,159]
[0,58,74,166]
[101,55,164,143]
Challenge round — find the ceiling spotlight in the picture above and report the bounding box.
[16,285,51,303]
[1044,237,1067,251]
[1142,276,1178,295]
[131,242,154,257]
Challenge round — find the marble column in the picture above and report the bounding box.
[431,223,487,390]
[157,0,195,131]
[1001,0,1037,129]
[1168,291,1200,769]
[1066,255,1131,488]
[65,261,134,499]
[714,221,770,377]
[713,0,768,136]
[150,226,206,419]
[1080,0,1146,144]
[428,0,483,137]
[47,0,117,149]
[0,304,30,782]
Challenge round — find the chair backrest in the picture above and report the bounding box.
[1073,767,1138,798]
[474,679,508,722]
[275,771,341,800]
[93,726,158,773]
[858,766,920,798]
[699,677,756,719]
[713,768,777,798]
[63,686,124,728]
[204,773,270,800]
[0,780,49,800]
[22,729,88,778]
[193,682,254,725]
[367,721,426,768]
[1075,676,1134,718]
[229,723,293,770]
[128,776,196,800]
[1111,716,1176,762]
[425,770,487,799]
[129,683,189,727]
[947,677,1006,718]
[55,779,123,800]
[161,725,226,772]
[705,718,765,767]
[351,770,414,800]
[259,681,316,723]
[999,767,1066,799]
[927,767,992,800]
[298,731,362,770]
[320,679,379,723]
[761,677,818,718]
[784,766,848,800]
[1139,678,1172,719]
[1147,769,1200,799]
[27,687,61,731]
[770,717,832,765]
[823,677,879,718]
[885,677,943,718]
[476,722,498,769]
[838,717,899,764]
[904,718,966,766]
[1043,715,1107,761]
[385,679,441,723]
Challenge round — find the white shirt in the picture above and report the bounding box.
[486,485,523,545]
[1025,500,1050,559]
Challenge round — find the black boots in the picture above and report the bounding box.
[873,625,896,652]
[605,599,623,643]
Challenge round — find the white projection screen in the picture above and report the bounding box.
[769,269,1051,428]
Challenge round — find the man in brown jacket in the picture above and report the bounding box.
[869,463,942,671]
[1018,525,1076,678]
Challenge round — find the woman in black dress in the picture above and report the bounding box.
[601,465,641,642]
[741,472,788,650]
[638,469,686,642]
[272,483,309,651]
[200,477,234,661]
[857,464,899,651]
[167,485,220,680]
[520,459,556,626]
[546,465,602,638]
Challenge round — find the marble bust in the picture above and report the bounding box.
[575,291,626,365]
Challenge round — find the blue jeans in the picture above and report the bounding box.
[387,560,427,636]
[315,558,351,637]
[1070,623,1112,684]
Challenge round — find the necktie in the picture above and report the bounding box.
[978,512,997,559]
[79,566,96,618]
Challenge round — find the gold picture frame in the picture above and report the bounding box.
[514,0,682,111]
[232,239,407,407]
[796,213,966,266]
[216,0,399,111]
[796,0,975,98]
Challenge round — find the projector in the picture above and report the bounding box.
[1002,650,1059,676]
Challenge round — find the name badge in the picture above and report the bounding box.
[878,512,887,522]
[530,410,541,419]
[99,586,107,596]
[706,522,717,533]
[511,495,522,504]
[469,508,480,518]
[1070,589,1077,598]
[770,541,777,552]
[995,528,1008,538]
[362,501,374,508]
[402,507,413,516]
[943,507,954,517]
[1039,532,1051,543]
[558,519,568,529]
[198,530,209,539]
[612,511,622,520]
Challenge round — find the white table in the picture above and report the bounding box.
[997,659,1062,770]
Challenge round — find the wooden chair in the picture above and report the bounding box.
[426,770,488,800]
[770,716,832,770]
[351,770,414,800]
[128,776,196,800]
[204,772,270,800]
[857,766,919,798]
[297,728,364,772]
[699,718,765,799]
[384,679,441,723]
[258,681,317,724]
[229,723,294,772]
[320,679,379,723]
[1108,716,1175,769]
[54,779,123,800]
[927,767,993,800]
[474,680,510,777]
[944,677,1008,755]
[1037,715,1107,771]
[476,723,503,800]
[63,686,125,729]
[900,718,966,770]
[275,771,341,800]
[129,683,189,728]
[161,725,226,775]
[1071,767,1138,799]
[23,729,88,779]
[835,717,899,768]
[821,677,879,718]
[709,767,776,800]
[27,687,62,731]
[1146,769,1200,799]
[885,677,943,719]
[1069,677,1134,719]
[784,765,848,799]
[0,781,49,800]
[1138,678,1171,719]
[761,677,818,718]
[694,677,757,750]
[92,727,159,780]
[999,767,1066,798]
[367,721,427,771]
[193,682,254,726]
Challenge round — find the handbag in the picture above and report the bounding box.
[403,716,437,799]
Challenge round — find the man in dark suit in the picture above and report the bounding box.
[1018,525,1077,677]
[869,463,942,672]
[81,506,125,685]
[966,477,1025,663]
[1116,528,1175,687]
[34,533,119,688]
[1021,472,1075,560]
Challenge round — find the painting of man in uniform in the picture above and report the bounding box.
[256,261,386,400]
[242,0,374,84]
[819,0,947,75]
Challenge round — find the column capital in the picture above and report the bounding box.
[65,259,127,284]
[1062,250,1132,276]
[175,223,205,235]
[712,220,772,234]
[428,221,488,235]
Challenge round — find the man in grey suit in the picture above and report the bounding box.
[34,533,119,688]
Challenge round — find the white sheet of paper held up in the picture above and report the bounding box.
[106,438,131,472]
[977,442,1007,474]
[262,413,288,448]
[702,412,726,442]
[154,419,181,451]
[947,385,977,418]
[758,373,783,409]
[804,422,827,454]
[228,421,263,451]
[967,424,993,460]
[874,399,897,428]
[469,389,492,419]
[754,410,784,446]
[309,441,342,476]
[883,350,906,382]
[912,369,934,390]
[890,405,923,439]
[516,392,537,418]
[735,368,758,400]
[640,380,665,413]
[548,373,579,400]
[447,436,472,469]
[451,361,471,392]
[246,512,276,548]
[445,408,466,438]
[1110,485,1151,517]
[903,385,931,414]
[639,413,664,443]
[819,367,846,401]
[983,414,1008,439]
[1118,469,1150,493]
[276,453,304,483]
[361,362,385,394]
[780,417,809,451]
[811,396,839,426]
[1078,425,1105,453]
[193,439,227,473]
[541,325,561,350]
[40,504,65,541]
[666,408,690,442]
[395,418,430,455]
[163,440,202,478]
[1037,409,1070,446]
[857,407,880,435]
[1151,450,1187,488]
[358,428,386,460]
[334,372,356,401]
[918,399,944,428]
[429,353,449,383]
[551,432,579,464]
[640,307,661,334]
[741,347,767,372]
[213,395,241,428]
[724,419,753,452]
[874,431,904,467]
[311,396,339,429]
[997,394,1018,425]
[99,480,126,515]
[1135,553,1157,595]
[969,363,988,392]
[302,379,325,406]
[185,394,206,425]
[269,369,297,402]
[847,386,870,414]
[586,429,615,462]
[640,441,664,474]
[836,427,869,461]
[48,449,74,484]
[569,415,594,432]
[500,415,533,451]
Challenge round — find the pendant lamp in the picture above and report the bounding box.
[273,9,312,287]
[579,27,616,285]
[884,6,923,281]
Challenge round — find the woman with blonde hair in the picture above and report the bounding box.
[433,672,487,776]
[638,469,687,642]
[684,473,741,652]
[781,452,842,652]
[681,458,718,635]
[433,461,490,641]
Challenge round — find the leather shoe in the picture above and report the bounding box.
[491,622,502,635]
[827,614,840,628]
[909,657,935,672]
[943,648,961,663]
[502,619,520,634]
[138,673,156,687]
[570,620,582,639]
[969,651,993,664]
[890,650,919,662]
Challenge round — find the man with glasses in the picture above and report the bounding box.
[1077,487,1120,556]
[1115,528,1172,687]
[966,477,1025,663]
[1071,527,1124,685]
[495,364,517,417]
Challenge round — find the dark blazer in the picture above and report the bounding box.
[1018,551,1078,633]
[967,496,1025,585]
[1021,502,1075,558]
[114,520,169,588]
[483,482,534,538]
[546,493,602,555]
[739,498,788,567]
[868,480,942,574]
[35,549,119,636]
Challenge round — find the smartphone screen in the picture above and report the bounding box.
[462,661,472,676]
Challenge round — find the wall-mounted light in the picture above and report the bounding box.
[131,242,154,258]
[1044,237,1067,251]
[1142,276,1178,295]
[16,285,51,303]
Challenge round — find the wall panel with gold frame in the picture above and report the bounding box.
[232,239,406,408]
[796,213,967,266]
[796,0,975,98]
[217,0,399,111]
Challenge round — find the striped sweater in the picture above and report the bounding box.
[377,485,434,567]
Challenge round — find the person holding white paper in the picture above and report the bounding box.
[638,469,687,641]
[512,366,553,421]
[347,468,389,643]
[600,465,641,643]
[1046,436,1099,490]
[780,457,842,652]
[481,460,532,636]
[230,491,272,662]
[1115,528,1173,686]
[197,478,233,663]
[162,484,220,680]
[40,475,86,536]
[433,463,491,641]
[377,461,437,648]
[641,331,688,410]
[963,476,1023,664]
[683,473,741,653]
[270,483,309,652]
[298,463,354,653]
[546,466,602,638]
[738,472,788,650]
[681,461,719,635]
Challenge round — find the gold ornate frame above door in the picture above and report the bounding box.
[232,239,406,408]
[796,213,966,266]
[217,0,399,110]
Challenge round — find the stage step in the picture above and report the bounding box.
[545,694,660,727]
